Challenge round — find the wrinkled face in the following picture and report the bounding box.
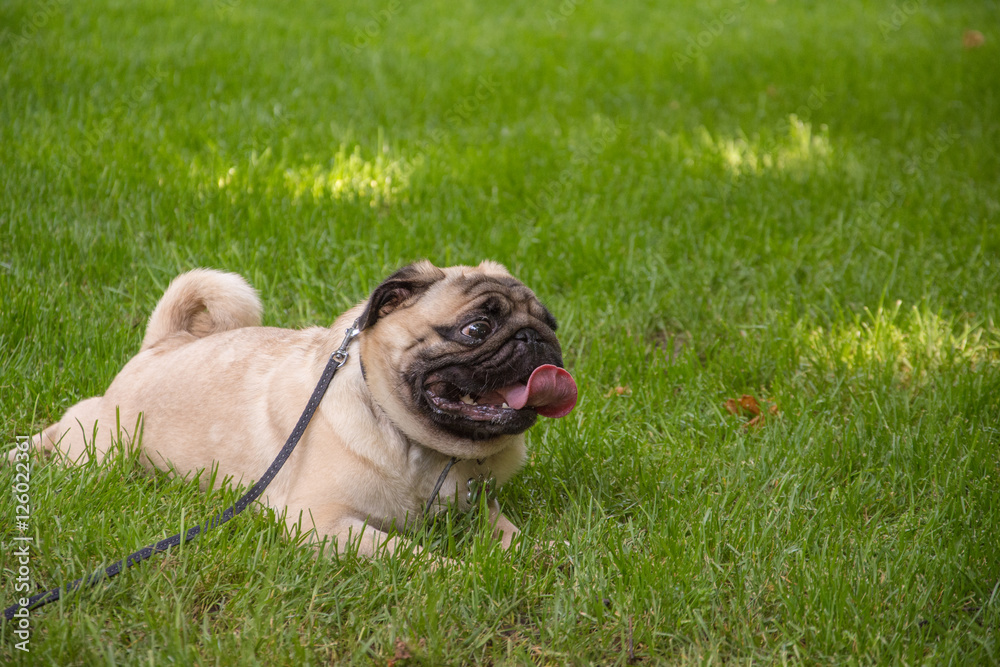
[358,261,572,459]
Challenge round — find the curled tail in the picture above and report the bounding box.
[141,269,262,351]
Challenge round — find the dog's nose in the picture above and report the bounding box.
[514,328,539,344]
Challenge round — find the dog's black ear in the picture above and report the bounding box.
[358,261,446,331]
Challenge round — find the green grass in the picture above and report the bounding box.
[2,0,999,663]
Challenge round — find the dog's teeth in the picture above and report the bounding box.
[502,402,510,409]
[460,394,476,405]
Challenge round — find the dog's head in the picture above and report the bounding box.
[356,260,577,459]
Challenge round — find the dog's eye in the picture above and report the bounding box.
[461,320,492,340]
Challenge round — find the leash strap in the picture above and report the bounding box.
[4,320,361,622]
[425,456,458,516]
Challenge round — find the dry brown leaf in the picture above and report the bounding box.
[738,394,761,416]
[387,638,412,667]
[725,394,780,428]
[963,29,985,49]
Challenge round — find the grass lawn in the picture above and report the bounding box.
[2,0,999,663]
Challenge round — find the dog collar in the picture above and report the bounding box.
[466,471,496,506]
[425,457,497,516]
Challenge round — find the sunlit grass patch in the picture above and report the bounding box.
[188,146,420,207]
[698,115,835,178]
[282,145,416,206]
[189,143,417,209]
[794,302,999,390]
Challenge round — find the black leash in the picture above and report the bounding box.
[3,320,361,623]
[425,456,458,516]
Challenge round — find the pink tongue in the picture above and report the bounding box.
[497,364,578,418]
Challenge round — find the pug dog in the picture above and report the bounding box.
[24,261,577,555]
